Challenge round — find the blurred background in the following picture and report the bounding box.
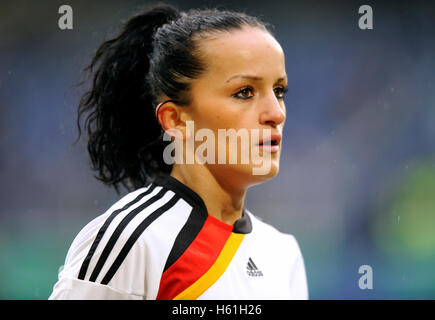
[1,0,434,299]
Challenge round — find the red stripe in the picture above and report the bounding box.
[156,215,233,300]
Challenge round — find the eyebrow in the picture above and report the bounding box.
[226,74,287,83]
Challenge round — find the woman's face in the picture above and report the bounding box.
[187,26,287,189]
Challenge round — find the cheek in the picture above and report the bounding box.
[196,107,236,130]
[192,92,250,131]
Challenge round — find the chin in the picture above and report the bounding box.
[207,158,280,189]
[250,162,279,183]
[230,160,280,188]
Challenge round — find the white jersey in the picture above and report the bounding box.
[49,173,308,300]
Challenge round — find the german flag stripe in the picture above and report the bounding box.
[156,215,234,300]
[174,232,244,300]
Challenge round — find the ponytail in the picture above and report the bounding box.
[77,4,181,193]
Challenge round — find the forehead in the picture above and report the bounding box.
[197,27,286,79]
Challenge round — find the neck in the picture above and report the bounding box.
[170,164,247,226]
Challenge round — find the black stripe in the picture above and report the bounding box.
[88,187,168,282]
[162,206,207,272]
[247,260,255,270]
[101,194,181,285]
[78,184,156,280]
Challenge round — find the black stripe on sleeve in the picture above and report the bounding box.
[100,194,181,285]
[78,184,156,280]
[88,187,168,282]
[162,206,207,273]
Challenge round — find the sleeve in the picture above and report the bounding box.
[48,276,143,300]
[287,235,309,300]
[48,206,148,300]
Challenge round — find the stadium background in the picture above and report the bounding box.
[0,0,434,299]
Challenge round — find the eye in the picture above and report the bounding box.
[274,86,288,99]
[232,86,254,100]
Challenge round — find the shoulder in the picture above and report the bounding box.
[52,182,195,298]
[245,209,306,276]
[246,208,300,251]
[245,209,309,299]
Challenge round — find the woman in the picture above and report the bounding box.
[49,4,308,300]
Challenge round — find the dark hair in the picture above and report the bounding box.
[77,3,274,193]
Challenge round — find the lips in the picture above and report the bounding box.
[256,133,282,146]
[256,133,282,153]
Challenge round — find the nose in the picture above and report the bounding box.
[259,93,286,127]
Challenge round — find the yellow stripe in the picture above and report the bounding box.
[173,233,245,300]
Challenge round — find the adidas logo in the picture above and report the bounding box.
[246,257,263,277]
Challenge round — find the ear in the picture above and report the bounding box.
[157,101,192,141]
